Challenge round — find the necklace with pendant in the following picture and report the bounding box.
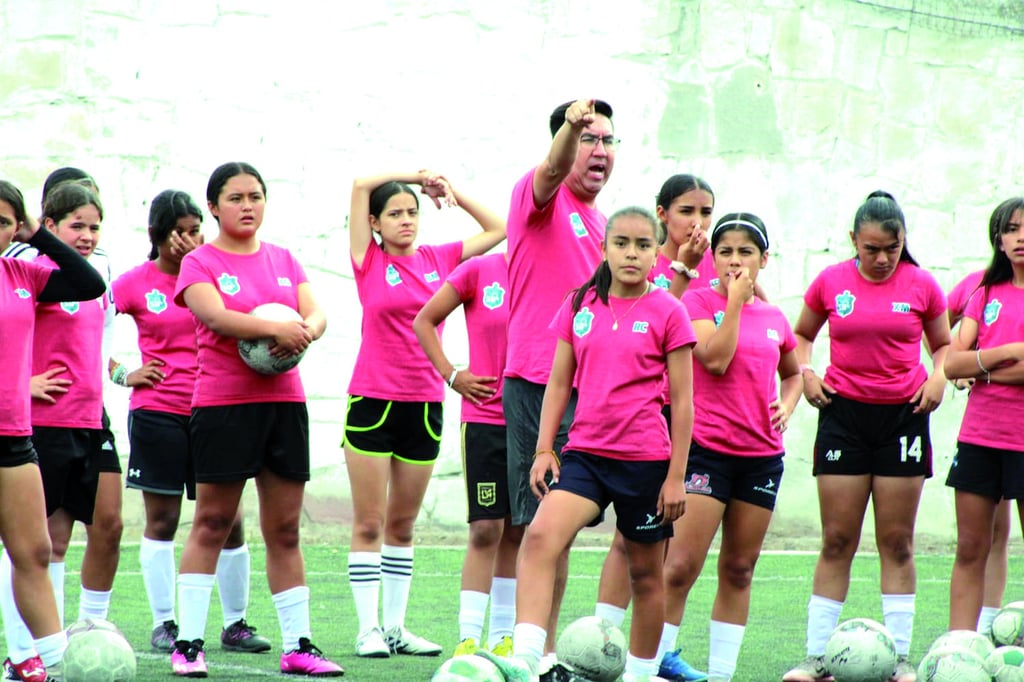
[609,284,650,330]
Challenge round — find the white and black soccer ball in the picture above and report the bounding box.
[917,645,989,682]
[555,616,626,682]
[237,302,306,375]
[824,617,898,682]
[63,622,137,682]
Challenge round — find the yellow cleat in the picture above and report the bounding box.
[491,635,514,657]
[454,637,479,657]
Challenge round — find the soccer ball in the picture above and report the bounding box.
[824,618,898,682]
[987,646,1024,682]
[62,626,137,682]
[66,617,124,639]
[237,302,306,375]
[916,646,989,682]
[555,616,626,682]
[993,605,1024,647]
[929,629,995,660]
[431,654,503,681]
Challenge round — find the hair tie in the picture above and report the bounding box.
[712,219,769,250]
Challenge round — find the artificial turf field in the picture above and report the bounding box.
[29,542,1024,681]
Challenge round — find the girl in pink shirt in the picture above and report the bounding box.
[345,171,505,659]
[0,180,105,681]
[785,191,950,682]
[943,197,1024,632]
[110,189,267,655]
[492,207,695,682]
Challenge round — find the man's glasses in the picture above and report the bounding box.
[579,134,619,149]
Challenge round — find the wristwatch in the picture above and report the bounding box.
[668,261,700,279]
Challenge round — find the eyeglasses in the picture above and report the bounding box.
[579,134,619,149]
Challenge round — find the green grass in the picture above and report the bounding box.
[39,543,1024,680]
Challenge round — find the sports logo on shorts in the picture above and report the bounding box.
[569,212,588,238]
[128,468,141,478]
[385,264,402,286]
[60,301,80,314]
[825,449,842,462]
[477,482,496,507]
[145,288,167,314]
[218,273,240,296]
[835,290,855,318]
[482,281,506,310]
[635,512,660,531]
[14,288,29,299]
[753,478,778,497]
[652,273,671,290]
[685,473,711,494]
[573,307,594,337]
[984,299,1002,326]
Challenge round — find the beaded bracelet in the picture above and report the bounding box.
[976,348,991,384]
[111,365,129,387]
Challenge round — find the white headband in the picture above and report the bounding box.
[713,218,769,250]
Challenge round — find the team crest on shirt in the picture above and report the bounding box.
[424,271,440,283]
[766,328,780,342]
[477,482,496,507]
[652,273,671,290]
[835,289,855,318]
[385,264,402,287]
[14,288,29,299]
[482,281,506,310]
[569,212,588,238]
[984,299,1002,325]
[713,310,724,327]
[60,301,80,314]
[218,273,240,296]
[573,307,594,337]
[145,289,167,314]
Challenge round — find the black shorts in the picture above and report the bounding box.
[190,402,310,483]
[343,396,442,464]
[683,441,784,511]
[95,407,122,474]
[812,393,932,477]
[33,426,101,524]
[0,437,39,468]
[945,441,1024,501]
[127,409,195,499]
[553,450,673,544]
[462,422,510,522]
[503,378,578,526]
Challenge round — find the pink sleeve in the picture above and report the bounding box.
[780,314,798,353]
[920,269,947,321]
[447,258,478,302]
[682,289,714,322]
[550,296,576,344]
[664,302,697,353]
[803,270,827,315]
[173,251,207,307]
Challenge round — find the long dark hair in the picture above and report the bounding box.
[0,180,29,226]
[147,190,203,260]
[571,206,661,312]
[853,190,918,266]
[980,197,1024,289]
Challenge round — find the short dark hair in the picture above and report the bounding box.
[147,190,203,260]
[548,99,613,137]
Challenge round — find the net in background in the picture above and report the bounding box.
[854,0,1024,38]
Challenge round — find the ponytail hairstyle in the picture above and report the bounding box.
[979,197,1024,290]
[711,212,769,254]
[571,206,662,312]
[656,174,714,224]
[0,180,29,226]
[42,182,103,225]
[853,190,917,266]
[147,189,203,260]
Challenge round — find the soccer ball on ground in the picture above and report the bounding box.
[993,605,1024,647]
[65,617,124,639]
[431,654,503,681]
[928,629,995,660]
[824,618,898,682]
[62,626,137,682]
[555,616,626,682]
[237,302,306,375]
[987,646,1024,682]
[916,645,989,682]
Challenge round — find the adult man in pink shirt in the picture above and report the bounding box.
[503,97,616,658]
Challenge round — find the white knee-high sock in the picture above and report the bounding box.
[708,620,745,679]
[348,551,381,633]
[34,630,67,669]
[77,587,111,621]
[177,573,215,643]
[487,577,516,648]
[807,595,843,656]
[381,544,413,631]
[656,622,680,664]
[459,590,488,642]
[978,605,999,634]
[0,550,36,663]
[513,622,546,670]
[140,538,176,626]
[48,562,64,626]
[216,544,251,627]
[595,602,627,628]
[272,585,311,653]
[882,593,915,656]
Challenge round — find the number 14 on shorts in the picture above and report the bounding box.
[899,435,922,462]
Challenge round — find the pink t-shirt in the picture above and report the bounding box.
[947,270,984,322]
[649,250,718,292]
[551,286,696,461]
[683,287,797,456]
[505,168,604,384]
[32,255,107,429]
[0,260,52,436]
[804,259,946,404]
[112,261,197,416]
[957,280,1024,452]
[174,242,308,407]
[348,241,463,403]
[447,253,508,425]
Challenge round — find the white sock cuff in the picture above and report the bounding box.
[381,544,414,559]
[709,619,745,643]
[140,537,174,553]
[594,602,627,627]
[881,593,916,613]
[809,594,844,611]
[179,573,216,589]
[348,551,381,567]
[219,544,249,558]
[272,585,310,609]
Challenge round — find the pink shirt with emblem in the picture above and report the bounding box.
[551,287,696,461]
[683,287,797,456]
[505,168,604,384]
[348,240,463,403]
[0,260,53,436]
[174,242,308,407]
[32,255,107,429]
[947,269,984,322]
[804,259,946,404]
[112,261,197,416]
[957,280,1024,452]
[447,253,508,425]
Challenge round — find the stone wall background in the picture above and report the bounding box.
[4,0,1023,547]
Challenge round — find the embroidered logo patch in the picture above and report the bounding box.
[145,289,167,314]
[218,273,240,296]
[713,310,725,327]
[891,302,910,314]
[482,281,506,310]
[477,482,496,507]
[766,328,780,341]
[424,270,440,283]
[573,307,594,337]
[385,264,402,287]
[60,301,80,314]
[569,212,587,238]
[835,289,855,318]
[14,288,29,299]
[632,321,649,333]
[685,473,711,494]
[277,276,292,287]
[984,298,1002,326]
[652,273,671,290]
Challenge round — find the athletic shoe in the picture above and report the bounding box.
[540,660,589,682]
[280,638,344,677]
[454,637,479,656]
[782,654,833,682]
[171,639,208,678]
[659,649,709,682]
[221,618,272,653]
[890,656,916,682]
[384,626,442,656]
[491,635,514,657]
[475,650,539,682]
[151,620,179,652]
[4,657,51,682]
[354,627,390,658]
